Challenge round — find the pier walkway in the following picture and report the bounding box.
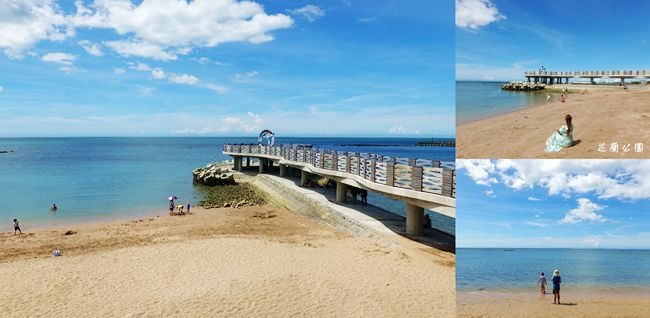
[223,144,455,236]
[525,70,650,85]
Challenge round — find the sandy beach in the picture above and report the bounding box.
[457,290,650,318]
[457,86,650,158]
[1,202,454,316]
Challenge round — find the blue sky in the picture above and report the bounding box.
[456,0,650,81]
[0,0,454,137]
[457,159,650,249]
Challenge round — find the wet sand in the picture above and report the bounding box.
[0,204,455,317]
[457,290,650,318]
[457,87,650,158]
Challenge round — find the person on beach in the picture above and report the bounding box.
[538,272,547,294]
[360,189,368,206]
[169,202,174,215]
[13,218,22,235]
[350,188,359,203]
[51,203,57,212]
[423,214,432,229]
[186,202,191,214]
[546,94,551,102]
[552,269,562,304]
[559,94,566,103]
[545,114,574,152]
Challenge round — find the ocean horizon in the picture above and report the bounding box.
[0,137,455,234]
[457,248,650,292]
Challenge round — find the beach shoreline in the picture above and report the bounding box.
[457,290,650,318]
[457,86,650,158]
[457,83,629,125]
[1,174,455,317]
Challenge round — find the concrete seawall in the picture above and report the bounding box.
[240,172,455,253]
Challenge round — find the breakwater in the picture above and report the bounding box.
[501,81,545,91]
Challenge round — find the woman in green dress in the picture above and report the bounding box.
[545,114,574,152]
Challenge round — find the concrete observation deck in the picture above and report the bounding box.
[223,144,456,236]
[524,70,650,85]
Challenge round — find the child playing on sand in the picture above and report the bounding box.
[13,218,21,235]
[538,272,547,294]
[552,269,562,304]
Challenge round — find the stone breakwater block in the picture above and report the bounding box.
[193,162,237,186]
[501,81,546,91]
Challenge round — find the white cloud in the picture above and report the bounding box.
[485,189,496,198]
[0,85,3,92]
[388,126,421,135]
[1,0,294,60]
[232,70,259,81]
[73,0,294,60]
[78,40,102,56]
[113,67,125,74]
[58,65,81,73]
[458,159,650,201]
[0,0,73,58]
[41,52,76,65]
[105,39,177,61]
[219,112,263,133]
[128,62,151,71]
[456,159,497,185]
[151,68,166,79]
[193,57,227,66]
[455,0,505,30]
[583,236,602,248]
[528,196,542,201]
[560,198,607,224]
[132,64,225,93]
[203,83,228,94]
[169,74,199,85]
[289,4,325,22]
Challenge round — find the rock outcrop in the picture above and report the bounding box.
[192,162,236,186]
[501,81,545,91]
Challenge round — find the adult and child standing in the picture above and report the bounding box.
[537,269,562,304]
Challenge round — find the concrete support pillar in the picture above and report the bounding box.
[236,157,243,172]
[620,78,625,85]
[246,157,250,167]
[258,159,265,174]
[527,77,531,83]
[336,181,347,203]
[406,203,424,236]
[279,164,287,177]
[300,170,308,186]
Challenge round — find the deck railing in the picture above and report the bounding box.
[223,144,456,198]
[524,70,650,77]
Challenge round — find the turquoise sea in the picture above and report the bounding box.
[457,248,650,292]
[0,137,455,234]
[457,81,554,124]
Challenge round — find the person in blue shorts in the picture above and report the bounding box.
[552,269,562,304]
